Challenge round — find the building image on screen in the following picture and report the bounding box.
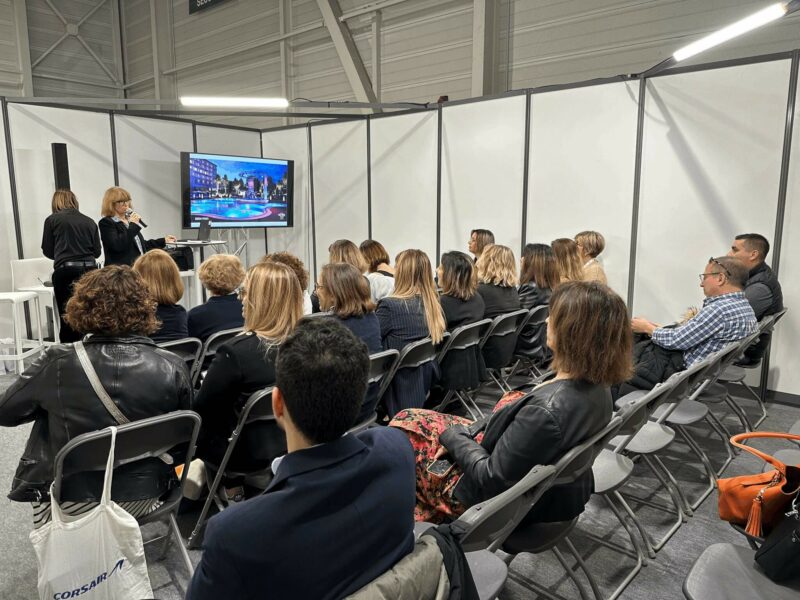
[182,152,293,229]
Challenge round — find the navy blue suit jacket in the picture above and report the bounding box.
[187,427,416,600]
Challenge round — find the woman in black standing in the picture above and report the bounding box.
[41,189,101,343]
[98,186,176,266]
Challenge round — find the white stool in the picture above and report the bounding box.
[0,291,45,373]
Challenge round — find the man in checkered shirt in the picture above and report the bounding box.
[631,256,757,367]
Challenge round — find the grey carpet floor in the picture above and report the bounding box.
[0,372,797,600]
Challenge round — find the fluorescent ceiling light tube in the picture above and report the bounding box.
[673,2,788,62]
[180,96,290,108]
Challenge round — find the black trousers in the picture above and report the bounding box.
[52,264,96,343]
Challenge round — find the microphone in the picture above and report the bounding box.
[125,208,147,228]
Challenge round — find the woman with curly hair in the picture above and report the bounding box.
[189,254,246,341]
[0,266,193,528]
[476,244,521,319]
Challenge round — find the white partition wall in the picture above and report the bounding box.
[195,125,265,266]
[527,82,639,296]
[115,116,193,244]
[370,111,438,263]
[440,95,527,260]
[261,127,313,285]
[311,121,369,276]
[7,104,114,260]
[633,60,790,324]
[0,105,19,337]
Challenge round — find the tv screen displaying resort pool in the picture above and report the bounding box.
[181,152,293,229]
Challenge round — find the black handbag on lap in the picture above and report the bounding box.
[755,493,800,582]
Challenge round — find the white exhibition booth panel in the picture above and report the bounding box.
[195,125,266,266]
[632,60,789,326]
[440,95,527,261]
[527,82,639,297]
[115,115,193,244]
[310,120,369,277]
[0,105,18,336]
[260,127,313,286]
[370,110,438,265]
[7,104,114,261]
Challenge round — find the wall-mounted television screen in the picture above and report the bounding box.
[181,152,293,229]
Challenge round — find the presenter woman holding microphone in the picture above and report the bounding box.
[98,187,176,266]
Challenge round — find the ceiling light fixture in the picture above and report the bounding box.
[179,97,290,108]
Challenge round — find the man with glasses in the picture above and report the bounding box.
[631,256,756,368]
[728,233,784,366]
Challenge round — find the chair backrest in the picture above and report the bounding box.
[377,337,437,403]
[456,413,624,552]
[479,310,529,350]
[52,410,201,510]
[437,319,493,361]
[368,349,400,385]
[158,337,203,374]
[480,309,530,370]
[240,387,276,427]
[302,311,333,320]
[613,378,679,450]
[192,327,243,384]
[10,257,54,290]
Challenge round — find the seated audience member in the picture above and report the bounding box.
[194,262,303,502]
[0,266,192,527]
[477,244,521,319]
[436,251,486,394]
[390,281,632,523]
[188,254,245,341]
[575,230,608,285]
[631,257,757,369]
[261,251,313,315]
[728,233,784,366]
[517,243,560,360]
[132,249,188,342]
[552,238,584,283]
[187,319,415,600]
[377,249,446,416]
[468,228,495,262]
[360,239,396,302]
[317,262,383,422]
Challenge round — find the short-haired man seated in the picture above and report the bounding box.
[187,319,416,600]
[727,233,784,366]
[631,256,757,368]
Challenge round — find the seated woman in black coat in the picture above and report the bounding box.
[376,249,446,417]
[98,186,176,267]
[390,281,632,524]
[133,249,188,342]
[0,266,193,528]
[194,261,303,502]
[476,244,520,319]
[517,243,560,361]
[317,262,382,422]
[188,254,245,341]
[436,251,485,391]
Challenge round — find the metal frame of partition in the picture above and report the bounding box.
[1,48,799,400]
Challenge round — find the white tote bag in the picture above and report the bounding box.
[29,426,154,600]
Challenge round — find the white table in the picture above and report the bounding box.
[17,284,59,344]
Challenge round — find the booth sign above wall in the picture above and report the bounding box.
[189,0,229,14]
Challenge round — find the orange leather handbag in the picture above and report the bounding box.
[717,432,800,537]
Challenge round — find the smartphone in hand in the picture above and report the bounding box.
[426,458,455,478]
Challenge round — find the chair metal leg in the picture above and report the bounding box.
[651,455,693,517]
[724,393,754,433]
[739,381,768,428]
[553,546,593,600]
[704,412,734,476]
[637,454,686,551]
[564,536,603,600]
[171,513,195,575]
[675,425,716,510]
[611,490,656,560]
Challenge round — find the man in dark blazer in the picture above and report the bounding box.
[187,319,416,600]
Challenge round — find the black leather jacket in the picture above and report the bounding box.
[441,379,612,523]
[516,283,551,359]
[0,335,193,502]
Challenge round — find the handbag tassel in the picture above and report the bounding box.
[746,495,764,538]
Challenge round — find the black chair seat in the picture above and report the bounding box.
[501,517,578,555]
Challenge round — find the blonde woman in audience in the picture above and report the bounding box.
[360,239,396,302]
[552,238,584,283]
[194,261,303,502]
[132,249,187,342]
[260,251,313,314]
[468,228,495,262]
[476,244,520,319]
[189,254,245,341]
[575,230,608,284]
[376,249,445,416]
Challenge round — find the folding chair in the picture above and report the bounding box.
[191,327,243,386]
[509,304,550,379]
[351,349,399,430]
[158,337,203,376]
[187,387,275,549]
[53,410,202,575]
[479,309,530,392]
[376,337,438,416]
[456,415,625,600]
[435,319,493,418]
